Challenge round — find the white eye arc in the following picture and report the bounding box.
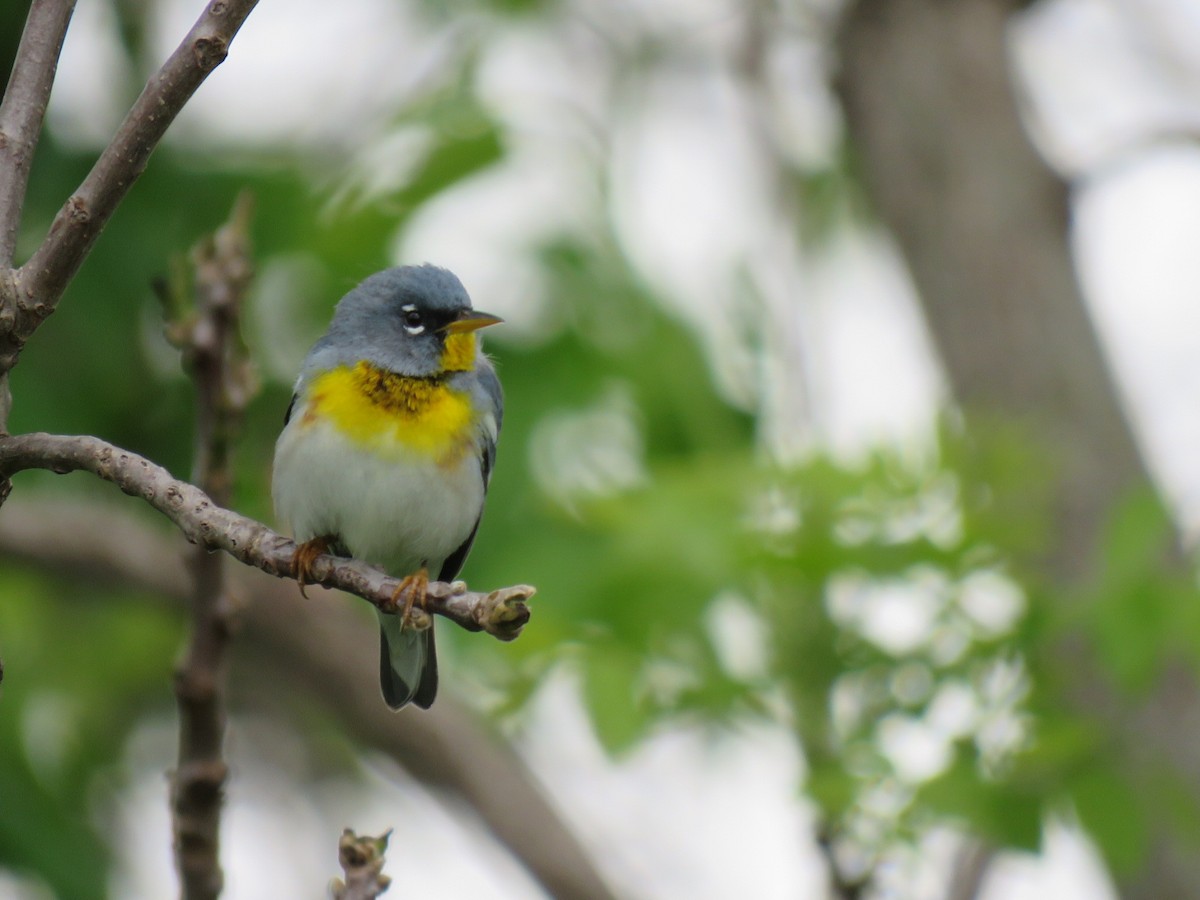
[400,303,425,335]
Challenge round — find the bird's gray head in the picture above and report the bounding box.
[315,264,501,378]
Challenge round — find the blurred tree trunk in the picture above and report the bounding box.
[835,0,1200,897]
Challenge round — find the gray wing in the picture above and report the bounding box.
[438,361,503,582]
[476,361,503,486]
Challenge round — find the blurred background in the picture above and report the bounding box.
[3,0,1200,897]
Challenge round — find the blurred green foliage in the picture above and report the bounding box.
[0,574,177,898]
[2,0,1199,896]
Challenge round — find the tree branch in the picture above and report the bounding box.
[0,0,77,433]
[816,822,869,900]
[0,496,614,900]
[1,0,259,378]
[0,0,76,267]
[945,837,994,900]
[166,196,257,900]
[0,431,535,637]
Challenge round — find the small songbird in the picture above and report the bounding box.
[272,265,503,709]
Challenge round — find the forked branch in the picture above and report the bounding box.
[1,0,260,378]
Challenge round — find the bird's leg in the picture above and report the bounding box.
[391,566,430,628]
[293,535,334,598]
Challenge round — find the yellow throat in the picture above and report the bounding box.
[305,341,477,462]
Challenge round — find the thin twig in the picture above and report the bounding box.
[2,0,260,378]
[168,197,256,900]
[944,837,994,900]
[329,829,392,900]
[0,432,535,638]
[816,822,870,900]
[0,0,77,267]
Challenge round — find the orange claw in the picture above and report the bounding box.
[391,567,429,627]
[293,535,333,598]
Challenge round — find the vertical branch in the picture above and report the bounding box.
[167,194,257,900]
[0,0,76,434]
[0,0,76,267]
[816,823,868,900]
[945,838,994,900]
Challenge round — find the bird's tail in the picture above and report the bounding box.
[378,610,438,710]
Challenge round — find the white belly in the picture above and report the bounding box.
[272,412,485,576]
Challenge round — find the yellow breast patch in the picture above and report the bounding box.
[305,361,474,463]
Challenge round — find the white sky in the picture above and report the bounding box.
[20,0,1200,897]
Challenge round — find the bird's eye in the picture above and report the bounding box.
[400,306,425,335]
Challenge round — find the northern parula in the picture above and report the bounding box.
[272,265,503,709]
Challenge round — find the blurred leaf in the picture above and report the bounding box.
[1149,769,1200,852]
[1014,716,1102,781]
[806,763,857,820]
[0,762,110,900]
[1085,488,1193,693]
[0,568,179,896]
[1099,489,1175,584]
[921,756,1042,852]
[1069,765,1148,876]
[582,645,649,755]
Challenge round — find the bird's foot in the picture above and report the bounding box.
[391,567,429,628]
[293,535,333,598]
